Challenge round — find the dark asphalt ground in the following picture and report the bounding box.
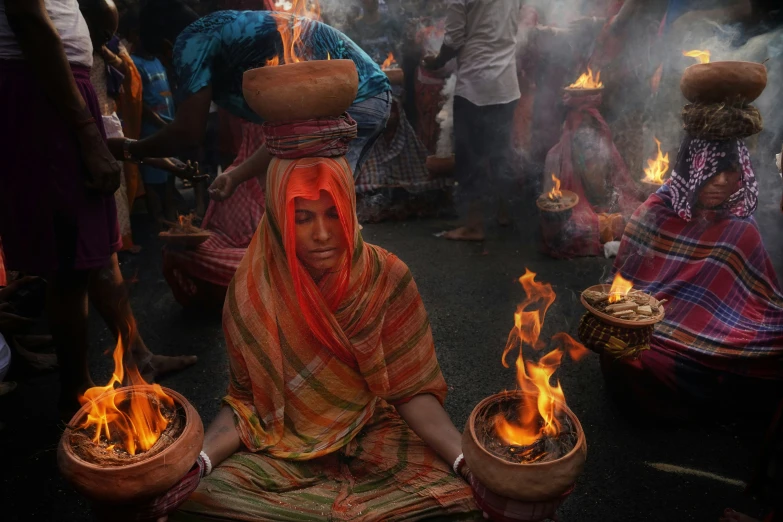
[2,148,782,521]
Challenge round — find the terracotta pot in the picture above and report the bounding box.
[563,87,604,97]
[681,61,767,104]
[426,154,455,177]
[639,180,664,196]
[58,386,204,504]
[384,68,404,86]
[243,60,359,123]
[462,391,587,502]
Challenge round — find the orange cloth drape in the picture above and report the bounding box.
[115,49,144,204]
[222,156,447,460]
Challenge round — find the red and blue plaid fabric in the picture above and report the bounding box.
[614,184,783,380]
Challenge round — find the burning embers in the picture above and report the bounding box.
[567,68,603,90]
[642,137,670,185]
[684,49,711,64]
[582,273,666,324]
[537,174,579,212]
[381,52,397,70]
[481,270,588,464]
[73,335,177,460]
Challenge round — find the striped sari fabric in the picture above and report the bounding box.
[614,184,783,381]
[176,156,479,521]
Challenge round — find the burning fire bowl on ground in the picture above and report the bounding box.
[58,385,204,505]
[581,283,665,328]
[243,59,359,123]
[536,190,579,213]
[681,61,767,104]
[462,391,587,505]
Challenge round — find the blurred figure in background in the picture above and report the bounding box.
[424,0,523,241]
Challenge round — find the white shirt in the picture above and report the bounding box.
[0,0,93,67]
[443,0,521,107]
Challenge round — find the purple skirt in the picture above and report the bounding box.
[0,61,121,274]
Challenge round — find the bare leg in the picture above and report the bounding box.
[87,253,197,382]
[46,269,92,416]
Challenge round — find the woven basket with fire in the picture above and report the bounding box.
[463,270,589,521]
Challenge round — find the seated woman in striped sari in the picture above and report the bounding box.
[133,153,505,521]
[581,137,783,421]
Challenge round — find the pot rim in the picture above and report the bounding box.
[684,60,766,69]
[467,390,586,469]
[61,385,196,471]
[243,58,357,80]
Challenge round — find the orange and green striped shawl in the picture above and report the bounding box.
[222,156,447,460]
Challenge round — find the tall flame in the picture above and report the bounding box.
[266,0,322,67]
[568,68,603,89]
[77,331,174,455]
[683,49,711,64]
[495,270,588,447]
[381,52,396,69]
[548,174,562,201]
[608,272,634,303]
[642,138,670,184]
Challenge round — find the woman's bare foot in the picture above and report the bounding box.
[720,508,760,522]
[440,226,486,242]
[139,354,198,383]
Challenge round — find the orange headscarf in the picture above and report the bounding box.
[222,156,446,459]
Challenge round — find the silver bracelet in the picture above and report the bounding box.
[200,450,213,476]
[452,453,464,475]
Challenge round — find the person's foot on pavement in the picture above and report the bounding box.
[440,226,485,241]
[138,354,198,383]
[719,508,760,522]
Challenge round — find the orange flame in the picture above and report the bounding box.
[608,272,634,303]
[642,137,670,184]
[266,0,322,67]
[381,52,396,69]
[568,68,603,89]
[548,174,562,201]
[495,270,587,447]
[77,333,174,455]
[651,63,663,94]
[683,49,710,64]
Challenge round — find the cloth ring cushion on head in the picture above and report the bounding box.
[262,114,358,159]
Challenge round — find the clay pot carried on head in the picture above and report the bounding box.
[462,391,587,503]
[681,61,767,104]
[243,59,359,123]
[58,385,204,505]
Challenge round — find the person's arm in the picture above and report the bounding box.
[101,45,127,75]
[202,406,242,468]
[395,394,463,472]
[110,86,213,159]
[142,103,170,129]
[208,144,272,201]
[5,0,120,195]
[422,0,465,69]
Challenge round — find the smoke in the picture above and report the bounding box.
[435,75,457,158]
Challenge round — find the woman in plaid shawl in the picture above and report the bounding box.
[588,136,783,421]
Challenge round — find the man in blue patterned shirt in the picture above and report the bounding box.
[110,0,392,198]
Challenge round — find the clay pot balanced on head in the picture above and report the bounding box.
[243,59,359,123]
[462,391,587,513]
[57,385,204,506]
[681,61,767,104]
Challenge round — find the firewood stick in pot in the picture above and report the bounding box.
[605,302,638,313]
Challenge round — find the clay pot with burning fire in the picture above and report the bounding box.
[463,391,587,502]
[58,386,204,504]
[462,270,590,514]
[426,154,455,178]
[681,61,766,104]
[243,59,359,123]
[57,337,204,505]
